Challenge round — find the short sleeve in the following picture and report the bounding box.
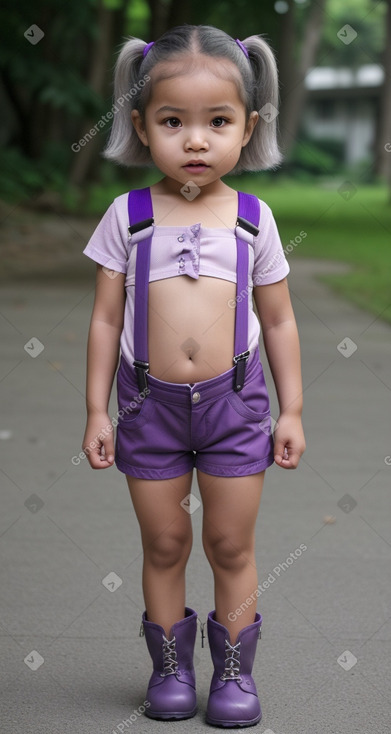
[83,194,129,273]
[252,200,290,286]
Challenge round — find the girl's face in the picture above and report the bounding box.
[131,56,258,194]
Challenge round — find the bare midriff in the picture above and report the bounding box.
[148,275,237,383]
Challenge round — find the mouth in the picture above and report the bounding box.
[183,161,210,173]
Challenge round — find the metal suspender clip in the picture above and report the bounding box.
[233,350,250,392]
[128,217,154,238]
[133,360,150,392]
[236,216,259,237]
[199,619,206,648]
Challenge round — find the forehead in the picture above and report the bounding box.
[148,54,243,104]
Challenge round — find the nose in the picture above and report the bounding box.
[184,127,209,152]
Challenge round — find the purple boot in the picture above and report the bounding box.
[141,607,197,720]
[206,610,262,728]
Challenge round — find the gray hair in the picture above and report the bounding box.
[103,24,282,173]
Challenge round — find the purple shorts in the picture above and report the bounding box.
[114,347,275,480]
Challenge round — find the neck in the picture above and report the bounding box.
[155,176,230,199]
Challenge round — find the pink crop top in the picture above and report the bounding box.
[83,192,290,366]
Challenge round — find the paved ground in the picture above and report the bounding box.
[1,253,391,733]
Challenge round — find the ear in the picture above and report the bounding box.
[242,111,259,148]
[131,109,149,147]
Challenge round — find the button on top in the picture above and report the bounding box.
[192,391,201,404]
[177,235,185,242]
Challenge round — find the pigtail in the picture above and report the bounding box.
[236,35,282,172]
[103,37,154,167]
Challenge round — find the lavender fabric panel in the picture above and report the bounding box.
[83,193,289,285]
[82,201,128,273]
[252,202,290,285]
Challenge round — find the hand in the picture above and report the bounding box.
[82,413,115,469]
[273,413,306,470]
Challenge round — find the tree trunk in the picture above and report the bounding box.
[374,0,391,195]
[147,0,193,42]
[68,1,116,186]
[277,0,296,157]
[167,0,193,29]
[147,0,171,40]
[278,0,327,157]
[0,71,31,154]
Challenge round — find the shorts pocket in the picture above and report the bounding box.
[116,360,154,428]
[227,370,271,422]
[117,393,154,427]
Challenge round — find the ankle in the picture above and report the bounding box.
[144,605,187,637]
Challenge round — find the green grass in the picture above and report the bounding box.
[227,175,391,325]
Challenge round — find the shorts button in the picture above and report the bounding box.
[192,391,201,404]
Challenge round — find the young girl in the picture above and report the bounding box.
[82,24,305,727]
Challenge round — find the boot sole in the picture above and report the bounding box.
[146,706,197,720]
[205,712,262,728]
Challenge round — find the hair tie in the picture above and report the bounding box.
[235,38,249,59]
[143,41,154,58]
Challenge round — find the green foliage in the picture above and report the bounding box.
[285,137,345,178]
[0,145,74,201]
[125,0,150,39]
[319,0,387,66]
[0,148,49,200]
[0,0,105,143]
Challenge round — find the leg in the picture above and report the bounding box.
[197,469,265,644]
[126,470,193,637]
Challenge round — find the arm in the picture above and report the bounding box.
[82,265,126,469]
[253,278,306,469]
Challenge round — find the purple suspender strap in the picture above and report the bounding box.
[127,187,260,393]
[233,191,260,391]
[127,187,154,393]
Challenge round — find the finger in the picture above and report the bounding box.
[100,436,115,465]
[274,445,299,469]
[91,454,115,469]
[84,443,114,470]
[279,449,300,470]
[273,438,287,465]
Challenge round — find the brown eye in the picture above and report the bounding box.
[211,117,227,127]
[165,118,181,128]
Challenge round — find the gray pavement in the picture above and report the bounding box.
[1,256,391,734]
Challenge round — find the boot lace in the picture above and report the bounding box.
[220,639,241,681]
[160,635,178,677]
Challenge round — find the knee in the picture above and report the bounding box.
[202,531,254,573]
[145,529,192,570]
